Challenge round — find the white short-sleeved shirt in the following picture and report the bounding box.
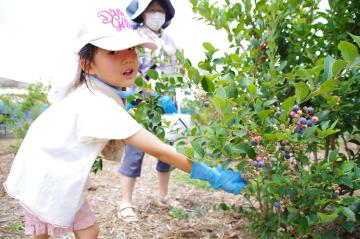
[3,80,142,227]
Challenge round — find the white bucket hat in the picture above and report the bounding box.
[74,3,157,53]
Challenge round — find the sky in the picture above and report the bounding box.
[0,0,328,85]
[0,0,230,85]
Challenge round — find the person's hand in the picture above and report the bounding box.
[189,162,247,194]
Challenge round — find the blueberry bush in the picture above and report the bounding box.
[129,0,359,238]
[0,81,49,141]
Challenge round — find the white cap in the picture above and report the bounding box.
[74,4,157,53]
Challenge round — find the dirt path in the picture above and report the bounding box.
[0,137,252,239]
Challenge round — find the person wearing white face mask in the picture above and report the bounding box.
[116,0,180,223]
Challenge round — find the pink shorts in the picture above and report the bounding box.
[23,201,97,236]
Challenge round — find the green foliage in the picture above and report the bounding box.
[91,156,103,174]
[0,81,49,140]
[172,0,360,238]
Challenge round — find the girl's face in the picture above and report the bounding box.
[87,47,139,88]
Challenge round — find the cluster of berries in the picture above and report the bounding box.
[247,131,266,168]
[273,101,283,117]
[289,105,318,134]
[279,140,291,159]
[252,156,265,168]
[248,131,262,146]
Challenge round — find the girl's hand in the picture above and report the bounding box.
[189,162,247,194]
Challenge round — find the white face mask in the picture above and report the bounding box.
[144,12,166,32]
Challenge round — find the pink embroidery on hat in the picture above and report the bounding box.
[97,9,133,32]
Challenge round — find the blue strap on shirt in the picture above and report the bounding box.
[89,75,135,99]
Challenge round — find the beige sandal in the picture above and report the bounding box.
[160,196,184,210]
[117,203,139,222]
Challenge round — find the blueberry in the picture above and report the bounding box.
[275,111,281,117]
[293,105,299,112]
[295,127,304,134]
[203,101,210,107]
[299,117,307,125]
[250,139,258,146]
[273,202,280,208]
[307,107,314,115]
[285,152,291,159]
[307,119,313,127]
[252,161,259,167]
[273,101,280,107]
[258,161,265,167]
[280,141,286,147]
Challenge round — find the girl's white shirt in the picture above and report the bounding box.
[3,80,142,227]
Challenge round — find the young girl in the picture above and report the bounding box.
[3,3,247,239]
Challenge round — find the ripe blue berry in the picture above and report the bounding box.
[293,105,299,112]
[258,161,265,167]
[280,141,286,147]
[203,101,210,107]
[273,101,280,107]
[273,202,280,208]
[299,117,307,125]
[275,111,281,117]
[295,127,304,134]
[307,119,313,127]
[306,107,314,115]
[285,152,291,159]
[250,139,258,146]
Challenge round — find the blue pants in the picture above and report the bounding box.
[118,144,172,177]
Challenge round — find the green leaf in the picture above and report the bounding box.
[319,79,338,95]
[215,87,227,100]
[303,126,316,139]
[324,56,335,80]
[257,110,271,122]
[343,221,355,233]
[248,83,256,96]
[340,176,353,188]
[340,207,355,220]
[328,149,339,162]
[146,69,159,79]
[203,42,217,53]
[317,212,338,223]
[177,146,194,159]
[348,33,360,48]
[191,141,205,158]
[332,60,348,77]
[232,142,249,154]
[338,41,358,61]
[281,96,296,113]
[135,76,145,87]
[201,76,216,93]
[341,161,355,172]
[294,82,310,103]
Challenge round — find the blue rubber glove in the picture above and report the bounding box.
[189,162,247,194]
[158,95,177,114]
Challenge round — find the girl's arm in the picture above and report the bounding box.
[124,128,247,194]
[124,128,192,173]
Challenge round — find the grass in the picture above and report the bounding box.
[172,168,213,191]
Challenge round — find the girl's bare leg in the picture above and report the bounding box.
[31,235,49,239]
[74,224,99,239]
